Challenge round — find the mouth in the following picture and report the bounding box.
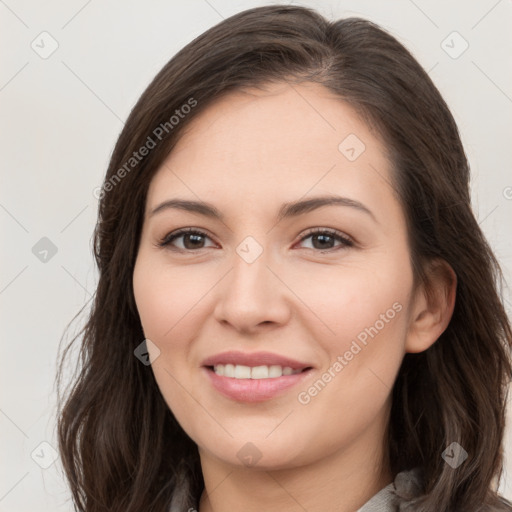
[201,351,313,402]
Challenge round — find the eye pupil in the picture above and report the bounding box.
[313,234,334,250]
[184,233,205,249]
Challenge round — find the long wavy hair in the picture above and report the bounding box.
[56,5,512,511]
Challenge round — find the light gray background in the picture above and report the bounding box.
[1,0,511,509]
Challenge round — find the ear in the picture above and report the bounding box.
[405,259,457,354]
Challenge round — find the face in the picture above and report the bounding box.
[133,82,417,471]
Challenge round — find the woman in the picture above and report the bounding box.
[56,5,512,511]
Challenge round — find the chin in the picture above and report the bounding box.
[195,426,319,471]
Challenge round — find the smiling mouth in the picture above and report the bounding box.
[208,364,311,379]
[201,351,314,401]
[203,363,313,402]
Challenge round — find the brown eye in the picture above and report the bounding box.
[298,229,353,251]
[158,228,216,251]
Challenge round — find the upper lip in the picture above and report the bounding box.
[201,351,312,370]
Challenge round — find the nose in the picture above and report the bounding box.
[213,246,292,335]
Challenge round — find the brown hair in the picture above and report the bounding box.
[56,5,512,511]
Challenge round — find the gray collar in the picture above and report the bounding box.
[356,468,423,512]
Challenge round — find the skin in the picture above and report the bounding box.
[132,81,455,512]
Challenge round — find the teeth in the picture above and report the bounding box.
[268,365,282,378]
[234,364,251,379]
[251,365,269,379]
[213,364,302,379]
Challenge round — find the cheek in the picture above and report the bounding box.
[133,256,210,344]
[289,257,411,413]
[290,274,410,459]
[284,256,412,352]
[299,264,412,404]
[132,256,210,438]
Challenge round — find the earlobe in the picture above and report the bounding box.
[405,260,457,354]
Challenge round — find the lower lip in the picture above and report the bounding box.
[204,367,312,403]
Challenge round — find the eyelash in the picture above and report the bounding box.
[156,227,354,253]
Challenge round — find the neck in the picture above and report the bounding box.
[198,410,393,512]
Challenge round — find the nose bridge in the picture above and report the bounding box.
[213,235,290,330]
[228,237,273,303]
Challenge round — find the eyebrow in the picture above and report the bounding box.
[149,195,377,223]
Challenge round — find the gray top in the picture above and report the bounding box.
[357,468,423,512]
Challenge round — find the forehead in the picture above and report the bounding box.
[146,82,396,218]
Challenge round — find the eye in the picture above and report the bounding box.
[296,228,354,252]
[156,228,216,251]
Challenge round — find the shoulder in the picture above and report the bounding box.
[356,468,423,512]
[389,468,512,512]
